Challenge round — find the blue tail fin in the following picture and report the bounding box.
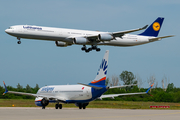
[139,17,164,37]
[89,50,109,86]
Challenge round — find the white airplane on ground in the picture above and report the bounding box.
[3,50,154,109]
[5,17,173,53]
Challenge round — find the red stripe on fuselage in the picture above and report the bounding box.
[91,77,106,84]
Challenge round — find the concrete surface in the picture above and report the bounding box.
[0,107,180,120]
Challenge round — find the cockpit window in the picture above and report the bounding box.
[8,27,14,29]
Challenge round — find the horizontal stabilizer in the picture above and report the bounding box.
[149,35,174,42]
[78,83,103,89]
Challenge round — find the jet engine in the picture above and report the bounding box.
[98,34,113,41]
[41,98,49,106]
[75,103,89,109]
[74,37,88,44]
[55,41,72,47]
[35,97,49,107]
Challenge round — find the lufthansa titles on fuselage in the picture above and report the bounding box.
[23,26,42,30]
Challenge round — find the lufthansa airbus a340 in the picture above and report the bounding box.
[3,50,154,109]
[5,17,173,52]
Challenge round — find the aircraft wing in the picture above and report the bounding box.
[112,25,148,38]
[149,35,174,42]
[2,81,66,102]
[98,83,154,99]
[109,84,137,89]
[5,91,37,96]
[35,95,66,101]
[5,91,66,102]
[99,92,147,99]
[86,25,148,40]
[69,25,148,41]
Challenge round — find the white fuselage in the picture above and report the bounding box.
[5,25,153,46]
[35,85,92,102]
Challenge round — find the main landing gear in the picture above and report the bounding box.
[81,45,101,53]
[55,103,62,109]
[17,37,21,44]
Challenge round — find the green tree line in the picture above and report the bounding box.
[0,71,180,103]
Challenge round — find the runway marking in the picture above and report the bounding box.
[32,111,180,120]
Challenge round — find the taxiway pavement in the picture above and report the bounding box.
[0,107,180,120]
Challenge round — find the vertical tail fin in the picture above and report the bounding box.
[139,17,164,37]
[89,50,109,86]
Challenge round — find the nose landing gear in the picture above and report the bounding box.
[17,37,21,44]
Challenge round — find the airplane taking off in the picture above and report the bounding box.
[5,17,173,53]
[3,50,154,109]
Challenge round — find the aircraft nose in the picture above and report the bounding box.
[5,29,9,33]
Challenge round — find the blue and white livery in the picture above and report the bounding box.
[5,17,174,53]
[3,50,154,109]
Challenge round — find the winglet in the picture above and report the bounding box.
[3,81,8,95]
[146,83,154,93]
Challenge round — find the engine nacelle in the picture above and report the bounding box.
[98,33,113,41]
[75,103,89,107]
[74,37,88,44]
[35,97,49,107]
[55,41,72,47]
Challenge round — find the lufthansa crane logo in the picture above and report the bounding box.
[153,22,160,31]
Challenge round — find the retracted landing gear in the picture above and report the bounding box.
[55,103,62,109]
[17,37,21,44]
[81,45,101,53]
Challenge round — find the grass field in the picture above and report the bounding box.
[1,99,180,109]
